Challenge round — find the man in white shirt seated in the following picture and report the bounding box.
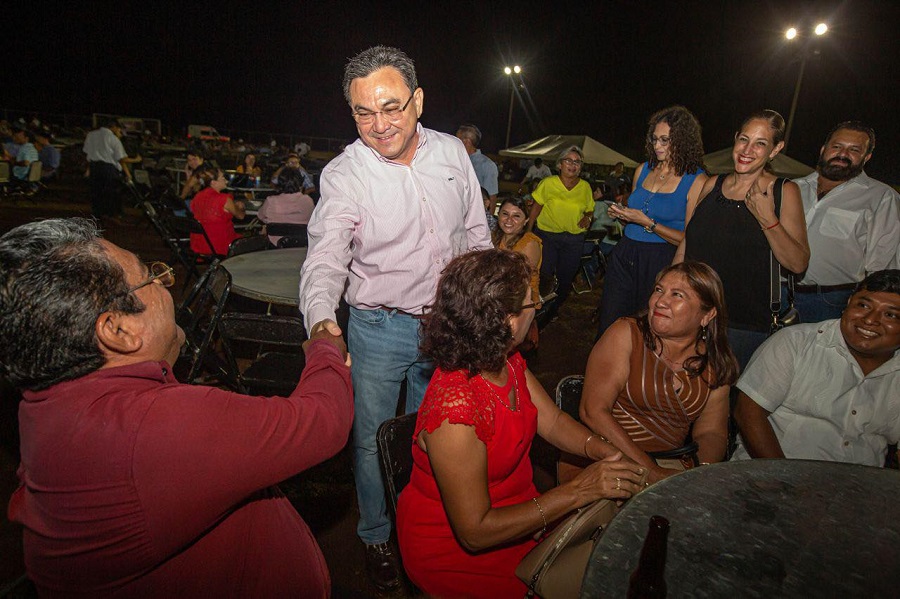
[732,269,900,467]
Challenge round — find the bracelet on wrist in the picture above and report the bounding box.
[643,219,658,233]
[532,497,547,536]
[761,219,780,231]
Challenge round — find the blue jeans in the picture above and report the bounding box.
[536,228,585,315]
[787,285,853,324]
[348,306,433,545]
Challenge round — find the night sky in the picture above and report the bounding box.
[8,0,900,182]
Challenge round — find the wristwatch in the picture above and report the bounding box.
[644,219,658,233]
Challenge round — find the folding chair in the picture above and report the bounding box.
[174,262,232,385]
[167,215,222,260]
[266,222,308,248]
[218,313,307,396]
[573,230,606,295]
[376,412,418,518]
[142,201,203,291]
[555,375,584,421]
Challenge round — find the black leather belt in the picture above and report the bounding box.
[378,306,427,319]
[794,282,858,293]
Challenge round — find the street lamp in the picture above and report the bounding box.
[784,23,828,149]
[504,65,522,148]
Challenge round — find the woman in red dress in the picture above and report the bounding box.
[396,249,646,598]
[189,164,245,256]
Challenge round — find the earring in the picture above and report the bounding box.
[699,325,708,341]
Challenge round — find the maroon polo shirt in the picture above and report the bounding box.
[8,340,352,598]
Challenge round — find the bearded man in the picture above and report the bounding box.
[791,121,900,322]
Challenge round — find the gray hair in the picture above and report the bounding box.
[456,124,482,148]
[343,45,418,105]
[556,145,584,169]
[0,218,143,390]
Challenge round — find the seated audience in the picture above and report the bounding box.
[272,153,315,194]
[190,164,245,255]
[579,261,739,483]
[518,157,552,191]
[396,249,645,599]
[258,167,316,246]
[8,125,38,180]
[34,130,61,180]
[235,151,262,177]
[732,269,900,466]
[0,218,353,597]
[179,148,205,200]
[492,196,542,348]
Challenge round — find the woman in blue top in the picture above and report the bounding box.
[597,106,708,338]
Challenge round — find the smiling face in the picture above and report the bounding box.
[186,154,203,170]
[558,151,583,180]
[840,290,900,368]
[817,128,871,181]
[648,272,716,339]
[349,66,423,165]
[498,201,528,237]
[100,241,185,366]
[733,118,784,174]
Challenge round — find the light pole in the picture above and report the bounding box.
[784,23,828,150]
[504,65,521,149]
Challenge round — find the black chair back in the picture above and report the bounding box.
[376,412,418,517]
[175,262,232,384]
[267,223,308,248]
[227,234,271,257]
[555,375,584,421]
[218,313,307,396]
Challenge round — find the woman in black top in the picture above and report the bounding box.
[675,109,809,371]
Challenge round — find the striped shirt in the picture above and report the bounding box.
[612,318,712,451]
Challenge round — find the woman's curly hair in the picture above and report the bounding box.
[645,105,706,176]
[422,249,531,376]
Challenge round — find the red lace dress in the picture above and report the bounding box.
[396,352,539,598]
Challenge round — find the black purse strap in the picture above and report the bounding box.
[769,178,790,316]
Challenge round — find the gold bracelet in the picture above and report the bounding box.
[584,434,595,457]
[532,497,547,536]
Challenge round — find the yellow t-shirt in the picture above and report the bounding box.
[533,176,595,234]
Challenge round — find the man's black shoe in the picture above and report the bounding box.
[365,542,402,592]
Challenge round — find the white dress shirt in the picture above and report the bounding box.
[82,127,127,170]
[732,320,900,466]
[793,171,900,285]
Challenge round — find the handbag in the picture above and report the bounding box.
[515,469,650,599]
[768,177,801,336]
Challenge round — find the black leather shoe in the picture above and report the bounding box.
[365,542,402,592]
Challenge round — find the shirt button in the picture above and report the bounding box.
[162,367,168,376]
[843,441,850,446]
[851,410,857,415]
[430,228,434,233]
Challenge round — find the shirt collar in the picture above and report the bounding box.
[22,361,177,403]
[361,122,426,166]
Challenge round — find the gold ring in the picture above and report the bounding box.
[615,477,621,490]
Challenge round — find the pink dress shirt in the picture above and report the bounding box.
[299,124,491,328]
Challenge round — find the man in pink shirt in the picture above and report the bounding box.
[299,45,491,591]
[1,218,353,597]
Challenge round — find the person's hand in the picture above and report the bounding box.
[578,214,592,230]
[304,320,350,367]
[607,203,652,229]
[565,451,646,507]
[744,178,777,227]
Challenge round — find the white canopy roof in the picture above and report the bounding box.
[500,135,639,168]
[703,148,814,179]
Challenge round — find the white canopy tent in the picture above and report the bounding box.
[500,135,639,168]
[703,148,814,179]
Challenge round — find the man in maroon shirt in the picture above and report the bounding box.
[0,218,353,597]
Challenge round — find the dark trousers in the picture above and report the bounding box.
[535,228,585,317]
[89,161,123,217]
[597,236,676,339]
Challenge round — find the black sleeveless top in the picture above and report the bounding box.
[684,175,779,332]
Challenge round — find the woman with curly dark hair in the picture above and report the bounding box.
[597,105,708,338]
[396,249,645,598]
[578,261,738,485]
